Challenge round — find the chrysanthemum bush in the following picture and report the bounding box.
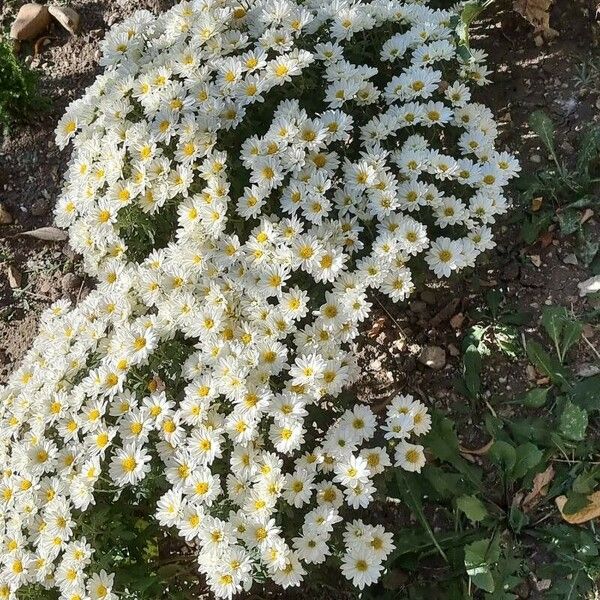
[0,0,519,597]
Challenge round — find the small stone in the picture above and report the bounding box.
[450,313,465,329]
[577,363,600,378]
[447,343,460,357]
[578,275,600,297]
[0,203,13,224]
[529,254,542,268]
[563,253,578,266]
[10,3,51,41]
[530,154,542,163]
[7,265,22,289]
[48,5,80,35]
[61,272,82,293]
[418,346,446,370]
[526,364,537,381]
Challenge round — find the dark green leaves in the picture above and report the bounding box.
[529,110,556,155]
[541,306,582,364]
[457,495,488,523]
[519,387,550,408]
[559,400,588,441]
[526,340,568,387]
[464,537,500,593]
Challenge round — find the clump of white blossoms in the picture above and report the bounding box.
[0,0,518,597]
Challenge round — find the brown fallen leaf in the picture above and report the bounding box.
[7,265,22,289]
[20,227,68,242]
[459,439,494,455]
[539,230,554,248]
[366,315,388,339]
[531,196,543,212]
[513,0,559,38]
[522,464,555,511]
[450,312,465,330]
[556,491,600,524]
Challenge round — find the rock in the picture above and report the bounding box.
[450,313,465,329]
[61,272,82,293]
[48,5,80,35]
[7,265,22,289]
[447,343,460,357]
[577,363,600,378]
[0,203,13,224]
[530,154,541,164]
[418,346,446,370]
[563,253,578,266]
[528,254,542,268]
[578,275,600,296]
[10,4,51,41]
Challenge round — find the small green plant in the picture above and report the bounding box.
[0,38,50,131]
[519,110,600,271]
[365,303,600,599]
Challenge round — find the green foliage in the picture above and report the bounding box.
[375,300,600,599]
[0,38,50,131]
[519,110,600,271]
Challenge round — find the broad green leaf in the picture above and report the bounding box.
[494,324,520,358]
[541,306,566,349]
[559,400,588,441]
[557,210,581,235]
[526,340,569,387]
[488,441,516,473]
[560,319,583,361]
[576,127,600,176]
[529,110,555,154]
[464,538,500,593]
[570,376,600,412]
[519,387,550,408]
[457,495,488,523]
[511,443,543,480]
[521,212,553,245]
[572,467,600,495]
[424,413,483,489]
[577,228,600,267]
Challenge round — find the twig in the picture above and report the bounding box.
[581,334,600,362]
[372,293,406,336]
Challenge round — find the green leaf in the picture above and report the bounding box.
[511,443,543,480]
[576,127,600,176]
[559,400,588,441]
[521,211,553,245]
[464,538,500,593]
[526,340,569,386]
[488,441,516,473]
[395,470,447,561]
[570,376,600,412]
[541,306,566,349]
[557,210,581,235]
[457,495,488,523]
[463,345,482,398]
[529,110,556,154]
[576,228,600,267]
[519,387,550,408]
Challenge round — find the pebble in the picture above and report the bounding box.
[48,5,80,35]
[10,3,50,40]
[578,275,600,296]
[531,154,542,163]
[563,253,578,265]
[450,313,465,329]
[7,265,22,289]
[0,203,13,224]
[418,346,446,370]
